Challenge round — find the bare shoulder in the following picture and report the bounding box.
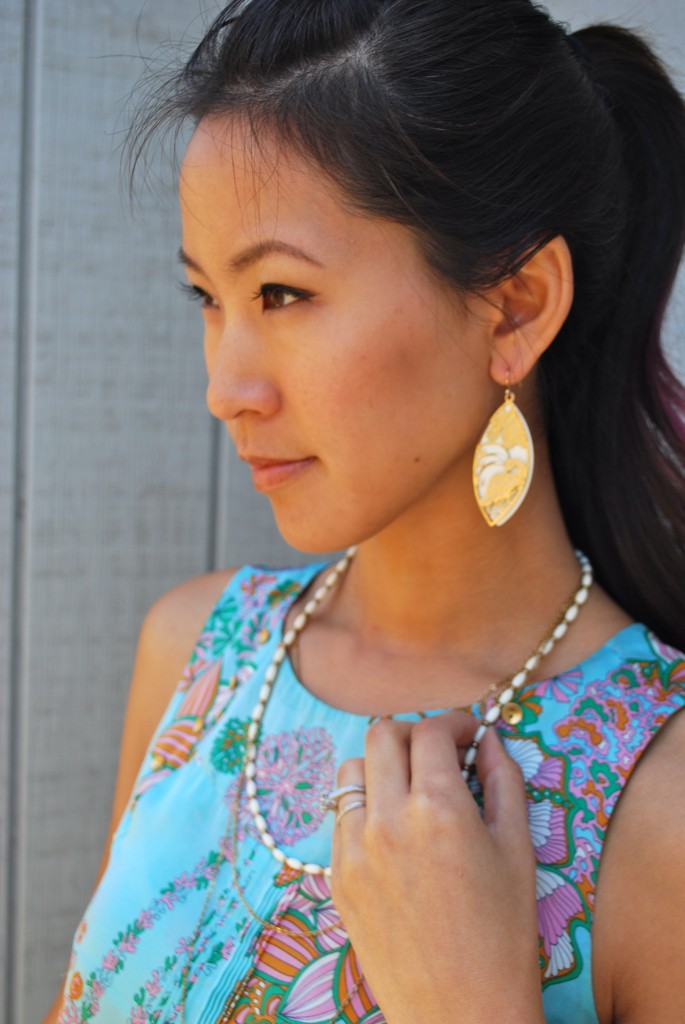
[129,569,239,753]
[140,569,238,674]
[592,704,685,1024]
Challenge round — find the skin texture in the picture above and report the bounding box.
[46,117,685,1022]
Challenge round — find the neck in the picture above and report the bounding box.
[331,452,582,668]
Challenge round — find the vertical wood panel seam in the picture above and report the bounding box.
[7,1,40,1021]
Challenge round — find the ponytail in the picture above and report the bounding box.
[542,25,685,650]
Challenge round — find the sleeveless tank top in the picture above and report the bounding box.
[58,562,685,1024]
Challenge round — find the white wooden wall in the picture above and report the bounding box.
[0,2,683,1021]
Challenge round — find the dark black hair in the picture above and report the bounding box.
[129,0,685,650]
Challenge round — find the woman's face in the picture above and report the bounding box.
[179,118,500,552]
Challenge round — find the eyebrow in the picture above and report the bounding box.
[178,240,325,275]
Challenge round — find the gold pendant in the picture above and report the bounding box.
[472,390,534,527]
[501,701,523,726]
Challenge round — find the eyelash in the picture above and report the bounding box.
[178,281,313,310]
[178,282,215,307]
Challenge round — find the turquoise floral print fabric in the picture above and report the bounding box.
[58,563,685,1024]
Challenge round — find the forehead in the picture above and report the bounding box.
[180,117,352,239]
[178,116,436,282]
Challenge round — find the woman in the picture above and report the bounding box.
[47,1,685,1022]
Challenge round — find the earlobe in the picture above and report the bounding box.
[488,236,574,386]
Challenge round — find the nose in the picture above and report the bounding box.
[205,326,280,422]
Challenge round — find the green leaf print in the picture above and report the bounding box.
[208,941,225,965]
[210,718,249,774]
[267,580,301,607]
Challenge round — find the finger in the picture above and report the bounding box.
[409,710,479,795]
[477,726,530,841]
[363,718,412,814]
[335,756,366,808]
[331,757,367,875]
[335,756,367,819]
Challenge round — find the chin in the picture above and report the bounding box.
[273,525,348,558]
[270,506,373,558]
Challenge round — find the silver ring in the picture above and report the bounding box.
[335,800,367,826]
[320,784,366,812]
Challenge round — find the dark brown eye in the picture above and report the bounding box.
[256,284,312,310]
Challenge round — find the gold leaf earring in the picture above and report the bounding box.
[472,377,534,527]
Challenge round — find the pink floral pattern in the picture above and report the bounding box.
[225,727,336,847]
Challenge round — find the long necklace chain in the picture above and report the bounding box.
[181,547,594,1022]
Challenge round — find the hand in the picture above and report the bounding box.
[330,711,545,1024]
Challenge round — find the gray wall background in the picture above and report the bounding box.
[1,2,683,1021]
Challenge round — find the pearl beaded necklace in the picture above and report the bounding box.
[462,550,593,773]
[243,547,594,879]
[242,550,357,878]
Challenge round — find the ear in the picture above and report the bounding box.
[487,236,574,386]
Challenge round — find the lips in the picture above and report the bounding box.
[239,453,316,493]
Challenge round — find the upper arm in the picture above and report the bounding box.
[93,569,237,889]
[591,706,685,1024]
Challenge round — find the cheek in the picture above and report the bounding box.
[322,315,480,454]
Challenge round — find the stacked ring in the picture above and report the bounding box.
[320,784,366,813]
[335,800,367,826]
